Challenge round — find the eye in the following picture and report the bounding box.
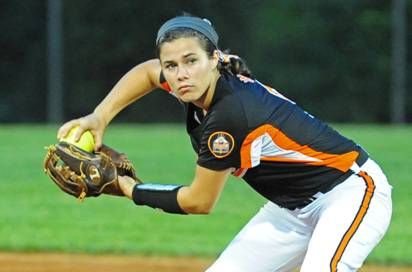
[165,63,177,71]
[187,58,197,65]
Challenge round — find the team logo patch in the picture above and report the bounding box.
[207,131,235,158]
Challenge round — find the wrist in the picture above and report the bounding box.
[118,176,138,199]
[93,107,111,127]
[132,183,187,214]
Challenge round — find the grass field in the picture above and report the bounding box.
[0,124,411,265]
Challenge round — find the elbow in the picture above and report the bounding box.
[182,201,215,215]
[194,204,214,215]
[177,186,219,215]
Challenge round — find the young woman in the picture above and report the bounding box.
[58,15,392,271]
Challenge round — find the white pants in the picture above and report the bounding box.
[206,159,392,272]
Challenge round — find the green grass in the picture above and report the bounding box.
[0,124,411,265]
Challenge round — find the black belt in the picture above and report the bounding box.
[288,148,370,210]
[320,147,369,194]
[355,147,369,168]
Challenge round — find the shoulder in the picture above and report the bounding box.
[143,59,173,93]
[222,73,259,92]
[141,59,162,85]
[207,73,263,125]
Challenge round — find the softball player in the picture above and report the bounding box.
[58,15,392,271]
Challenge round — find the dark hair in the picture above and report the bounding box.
[218,49,253,78]
[156,25,253,78]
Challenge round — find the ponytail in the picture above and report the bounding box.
[217,50,253,78]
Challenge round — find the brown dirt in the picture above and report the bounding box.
[0,252,410,272]
[0,252,211,272]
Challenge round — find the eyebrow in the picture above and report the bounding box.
[183,53,197,58]
[162,53,198,65]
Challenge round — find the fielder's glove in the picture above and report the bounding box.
[43,142,141,200]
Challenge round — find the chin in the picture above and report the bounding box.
[180,97,195,103]
[179,93,200,103]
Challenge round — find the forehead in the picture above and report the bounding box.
[159,37,206,61]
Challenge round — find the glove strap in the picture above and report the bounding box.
[79,191,87,202]
[132,183,187,214]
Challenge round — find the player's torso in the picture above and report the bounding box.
[185,73,368,209]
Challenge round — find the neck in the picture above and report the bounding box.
[193,70,220,111]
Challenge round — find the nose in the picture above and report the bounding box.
[177,65,189,81]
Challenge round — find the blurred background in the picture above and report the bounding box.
[1,0,410,124]
[1,2,411,269]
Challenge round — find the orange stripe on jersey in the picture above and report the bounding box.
[240,124,359,172]
[330,171,375,271]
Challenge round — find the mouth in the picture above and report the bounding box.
[178,85,193,94]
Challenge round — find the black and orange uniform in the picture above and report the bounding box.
[160,72,368,210]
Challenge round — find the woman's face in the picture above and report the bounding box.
[159,37,219,104]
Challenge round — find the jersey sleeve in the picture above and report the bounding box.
[159,71,172,93]
[196,100,247,171]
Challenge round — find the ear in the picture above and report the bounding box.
[211,50,220,69]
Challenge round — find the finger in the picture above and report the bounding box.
[93,133,103,152]
[73,126,86,142]
[57,120,79,140]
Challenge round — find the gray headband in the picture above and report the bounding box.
[156,16,219,47]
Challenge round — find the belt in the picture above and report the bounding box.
[355,147,369,168]
[294,148,370,209]
[350,147,369,174]
[276,148,370,210]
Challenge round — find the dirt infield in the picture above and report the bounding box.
[0,252,411,272]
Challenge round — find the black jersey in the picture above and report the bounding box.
[160,73,368,209]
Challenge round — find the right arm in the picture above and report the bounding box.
[57,59,163,150]
[93,59,162,126]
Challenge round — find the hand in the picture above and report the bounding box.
[57,112,107,151]
[118,175,138,199]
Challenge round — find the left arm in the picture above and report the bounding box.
[118,165,231,215]
[177,165,231,214]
